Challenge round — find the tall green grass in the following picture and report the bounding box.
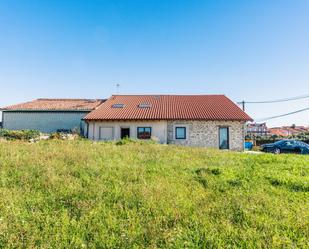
[0,140,308,248]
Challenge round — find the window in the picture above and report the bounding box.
[284,141,295,146]
[175,127,186,139]
[137,127,152,139]
[138,103,151,108]
[99,127,114,140]
[112,104,124,108]
[219,127,229,149]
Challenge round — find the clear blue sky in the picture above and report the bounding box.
[0,0,308,127]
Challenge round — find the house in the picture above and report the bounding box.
[268,125,309,137]
[1,98,105,134]
[246,122,269,137]
[84,95,252,150]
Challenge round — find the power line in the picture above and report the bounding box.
[237,94,309,105]
[255,107,309,122]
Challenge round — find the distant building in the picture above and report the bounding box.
[1,99,105,135]
[268,125,309,137]
[246,123,269,137]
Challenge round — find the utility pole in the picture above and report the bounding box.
[241,101,245,111]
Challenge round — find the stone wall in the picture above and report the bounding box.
[167,120,245,151]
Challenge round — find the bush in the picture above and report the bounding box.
[0,129,40,140]
[115,137,158,146]
[50,132,80,140]
[115,137,137,145]
[50,132,63,140]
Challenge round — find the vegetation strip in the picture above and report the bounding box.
[0,140,308,248]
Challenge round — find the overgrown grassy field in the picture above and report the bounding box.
[0,140,308,248]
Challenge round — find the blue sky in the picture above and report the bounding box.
[0,0,308,127]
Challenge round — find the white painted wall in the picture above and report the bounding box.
[2,111,89,134]
[88,120,168,144]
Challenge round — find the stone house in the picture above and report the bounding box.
[1,98,105,135]
[84,95,252,150]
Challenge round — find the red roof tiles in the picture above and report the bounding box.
[84,95,253,121]
[2,99,105,111]
[268,126,309,137]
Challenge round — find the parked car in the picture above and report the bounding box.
[260,140,309,154]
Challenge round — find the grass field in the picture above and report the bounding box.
[0,140,308,248]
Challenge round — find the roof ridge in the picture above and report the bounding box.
[111,94,226,97]
[1,98,106,111]
[37,98,104,101]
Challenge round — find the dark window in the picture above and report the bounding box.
[121,128,130,139]
[138,103,151,108]
[219,127,229,149]
[175,127,186,139]
[112,104,124,108]
[137,127,152,139]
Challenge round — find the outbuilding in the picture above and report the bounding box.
[1,98,105,135]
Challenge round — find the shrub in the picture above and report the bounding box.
[115,137,138,145]
[71,127,81,135]
[0,129,40,140]
[50,132,80,140]
[50,132,63,140]
[115,137,158,146]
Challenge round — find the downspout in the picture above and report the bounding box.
[1,111,4,129]
[93,122,95,140]
[243,121,246,151]
[86,121,89,139]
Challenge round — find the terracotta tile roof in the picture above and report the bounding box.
[268,126,309,137]
[84,95,253,121]
[2,99,105,111]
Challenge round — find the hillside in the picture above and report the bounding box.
[0,140,308,248]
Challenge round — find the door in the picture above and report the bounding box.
[121,128,130,139]
[99,127,114,140]
[219,127,229,149]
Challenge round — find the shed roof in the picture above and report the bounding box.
[84,95,253,121]
[2,99,105,111]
